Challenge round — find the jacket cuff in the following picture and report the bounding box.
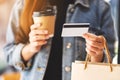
[12,43,32,71]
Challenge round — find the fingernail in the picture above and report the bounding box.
[49,34,54,38]
[44,30,48,34]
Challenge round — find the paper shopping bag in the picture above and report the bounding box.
[71,36,120,80]
[71,61,120,80]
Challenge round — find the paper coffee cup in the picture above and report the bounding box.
[33,6,56,37]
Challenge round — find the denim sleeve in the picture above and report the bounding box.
[4,0,33,71]
[98,0,116,61]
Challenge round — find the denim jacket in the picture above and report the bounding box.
[4,0,115,80]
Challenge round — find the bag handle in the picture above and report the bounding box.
[84,36,113,72]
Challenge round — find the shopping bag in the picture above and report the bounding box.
[71,36,120,80]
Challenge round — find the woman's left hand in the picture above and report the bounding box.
[82,33,105,62]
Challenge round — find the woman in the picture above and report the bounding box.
[4,0,115,80]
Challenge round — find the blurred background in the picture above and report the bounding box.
[0,0,17,79]
[0,0,19,80]
[0,0,16,60]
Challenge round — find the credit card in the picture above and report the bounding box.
[61,23,89,37]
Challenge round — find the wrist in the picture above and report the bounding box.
[21,44,36,61]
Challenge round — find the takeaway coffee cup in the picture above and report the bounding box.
[32,6,56,37]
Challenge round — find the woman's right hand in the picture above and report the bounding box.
[29,23,50,54]
[21,23,49,61]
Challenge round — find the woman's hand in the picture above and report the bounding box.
[82,33,105,62]
[29,23,49,54]
[21,23,49,61]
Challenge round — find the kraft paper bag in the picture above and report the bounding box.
[71,36,120,80]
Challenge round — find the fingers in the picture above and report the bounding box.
[82,33,103,43]
[30,41,47,47]
[29,35,49,42]
[85,39,104,49]
[82,33,104,49]
[29,24,50,48]
[82,32,105,61]
[29,29,48,37]
[27,23,49,54]
[28,31,48,53]
[86,43,103,57]
[30,23,42,30]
